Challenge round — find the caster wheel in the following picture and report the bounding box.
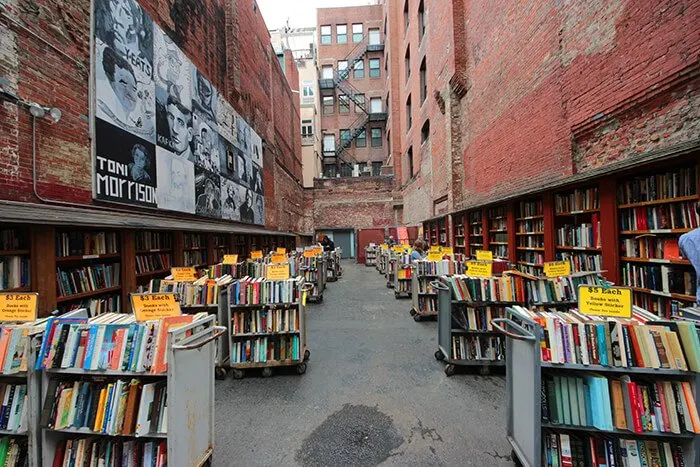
[215,368,227,380]
[444,364,456,377]
[409,309,416,316]
[318,296,323,303]
[394,293,400,299]
[232,369,245,380]
[261,367,273,378]
[413,314,422,322]
[434,350,445,361]
[296,363,307,375]
[304,349,311,361]
[479,366,491,376]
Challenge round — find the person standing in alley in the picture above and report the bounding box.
[410,239,427,261]
[679,201,700,305]
[322,235,335,252]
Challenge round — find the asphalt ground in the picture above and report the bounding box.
[213,262,515,466]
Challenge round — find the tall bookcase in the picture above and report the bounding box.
[617,164,699,316]
[210,234,230,264]
[553,185,603,273]
[488,205,509,260]
[516,198,545,276]
[467,210,484,258]
[0,226,31,292]
[453,213,466,256]
[183,233,207,268]
[135,231,173,287]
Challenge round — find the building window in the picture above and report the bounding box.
[369,58,381,78]
[356,128,367,147]
[324,164,337,178]
[370,97,383,113]
[354,59,364,79]
[372,161,382,176]
[321,65,334,80]
[323,96,335,115]
[321,25,332,45]
[340,163,353,177]
[404,1,409,31]
[369,28,381,45]
[421,119,430,143]
[407,146,414,179]
[338,60,348,73]
[323,134,336,153]
[339,95,350,114]
[418,0,426,40]
[352,23,363,43]
[302,119,313,137]
[336,24,347,44]
[355,94,365,113]
[406,95,412,129]
[302,82,314,97]
[420,58,427,104]
[339,129,351,147]
[371,128,382,147]
[405,47,411,82]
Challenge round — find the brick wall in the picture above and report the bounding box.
[0,0,304,232]
[312,176,395,229]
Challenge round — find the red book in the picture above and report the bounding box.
[52,440,66,467]
[627,381,644,434]
[656,381,671,432]
[627,325,644,367]
[109,328,126,370]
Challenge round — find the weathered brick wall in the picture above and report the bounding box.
[312,177,395,229]
[0,0,304,232]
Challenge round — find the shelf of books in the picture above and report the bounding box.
[516,199,545,276]
[183,233,207,269]
[38,312,224,467]
[0,227,30,293]
[468,210,484,258]
[411,260,466,322]
[434,274,526,375]
[617,165,699,317]
[488,205,509,260]
[135,231,173,286]
[394,263,412,299]
[301,256,325,303]
[554,185,603,274]
[501,305,700,467]
[211,234,230,264]
[226,277,309,378]
[365,247,377,267]
[55,229,123,315]
[438,218,448,247]
[453,213,466,256]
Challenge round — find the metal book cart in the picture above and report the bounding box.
[40,315,226,467]
[410,270,439,321]
[432,279,522,376]
[394,263,412,299]
[325,250,342,282]
[492,308,700,467]
[225,283,311,379]
[302,257,325,303]
[365,247,377,267]
[386,256,396,288]
[377,250,389,275]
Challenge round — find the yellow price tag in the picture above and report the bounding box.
[0,293,38,322]
[476,250,493,261]
[171,267,197,282]
[544,261,571,278]
[223,254,239,265]
[426,252,443,261]
[303,250,315,258]
[466,261,492,278]
[312,247,323,255]
[392,245,405,253]
[442,247,454,256]
[302,291,307,307]
[266,264,290,281]
[250,250,263,259]
[271,253,286,264]
[429,246,442,253]
[381,244,389,250]
[131,293,181,321]
[578,286,632,318]
[276,248,287,254]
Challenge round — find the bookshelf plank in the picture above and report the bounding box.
[618,194,698,209]
[0,249,30,255]
[556,245,601,251]
[540,362,696,377]
[620,228,693,235]
[55,253,121,263]
[56,285,122,303]
[540,422,696,439]
[135,268,171,278]
[620,256,691,266]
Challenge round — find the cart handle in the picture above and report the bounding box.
[491,318,536,341]
[300,283,314,292]
[430,280,449,291]
[173,326,227,351]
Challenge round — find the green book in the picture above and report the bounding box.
[568,377,580,425]
[675,322,700,372]
[0,437,9,467]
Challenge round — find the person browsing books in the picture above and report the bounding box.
[410,239,427,261]
[321,235,335,252]
[678,201,700,304]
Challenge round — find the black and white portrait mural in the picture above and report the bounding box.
[93,0,264,224]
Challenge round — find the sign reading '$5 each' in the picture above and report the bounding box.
[578,286,632,318]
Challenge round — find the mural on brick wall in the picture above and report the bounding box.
[93,0,264,224]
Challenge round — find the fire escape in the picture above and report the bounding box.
[319,36,386,175]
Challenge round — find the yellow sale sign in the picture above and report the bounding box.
[466,261,492,278]
[0,293,38,322]
[426,252,443,261]
[250,250,263,259]
[544,261,571,278]
[271,253,287,264]
[266,264,291,281]
[222,254,239,265]
[578,286,632,318]
[171,267,196,282]
[276,248,287,254]
[131,293,181,321]
[476,250,493,261]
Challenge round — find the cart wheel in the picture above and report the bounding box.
[304,349,311,361]
[511,450,522,466]
[394,292,400,299]
[296,363,307,375]
[215,367,227,380]
[413,313,423,322]
[479,366,491,376]
[318,296,323,303]
[232,369,245,380]
[434,350,445,361]
[409,308,416,316]
[261,367,273,378]
[444,364,456,377]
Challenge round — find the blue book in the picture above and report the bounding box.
[597,324,608,366]
[35,317,56,370]
[82,325,99,370]
[125,324,139,371]
[599,376,614,430]
[583,380,593,427]
[101,384,115,433]
[584,376,602,429]
[80,384,94,428]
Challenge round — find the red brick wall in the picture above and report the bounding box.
[0,0,304,232]
[312,177,395,229]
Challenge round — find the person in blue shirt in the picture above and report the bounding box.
[410,239,427,261]
[679,201,700,305]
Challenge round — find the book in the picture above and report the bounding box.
[51,437,166,466]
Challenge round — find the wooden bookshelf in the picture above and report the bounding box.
[553,185,603,274]
[134,231,173,287]
[515,198,544,275]
[183,233,208,268]
[488,205,509,260]
[0,226,31,292]
[467,210,484,258]
[453,213,466,255]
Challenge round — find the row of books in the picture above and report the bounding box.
[417,296,437,314]
[0,229,26,251]
[510,307,700,371]
[450,335,504,361]
[541,373,700,434]
[52,438,165,467]
[525,274,603,304]
[183,250,206,267]
[518,251,544,265]
[397,267,412,280]
[62,295,122,316]
[620,237,681,260]
[414,260,465,276]
[229,278,301,305]
[542,431,686,467]
[134,232,171,251]
[619,202,699,231]
[0,256,29,290]
[517,236,544,248]
[518,200,543,218]
[517,218,544,232]
[491,232,508,243]
[43,379,166,437]
[135,253,171,275]
[454,305,501,331]
[56,232,119,257]
[36,312,208,374]
[230,335,301,363]
[490,244,508,258]
[155,275,234,307]
[396,280,411,294]
[555,187,599,213]
[0,384,27,432]
[444,275,526,303]
[617,167,697,205]
[207,262,247,280]
[417,279,437,294]
[556,219,600,248]
[0,323,39,375]
[0,438,26,467]
[557,251,602,273]
[183,233,205,249]
[621,263,697,296]
[490,219,507,231]
[517,264,541,276]
[56,263,121,298]
[231,307,299,335]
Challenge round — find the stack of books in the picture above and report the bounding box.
[525,274,604,304]
[229,277,301,305]
[415,260,465,276]
[63,296,121,316]
[230,334,301,364]
[207,262,246,280]
[51,438,165,466]
[56,231,118,257]
[619,202,699,231]
[135,253,171,274]
[0,322,49,375]
[174,275,234,307]
[555,187,599,213]
[0,384,27,433]
[618,167,697,204]
[56,263,121,297]
[556,220,600,248]
[0,438,27,466]
[443,275,526,303]
[451,335,504,362]
[231,306,299,334]
[0,256,30,291]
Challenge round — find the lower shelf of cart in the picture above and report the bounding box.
[230,331,300,337]
[446,359,505,367]
[540,423,696,439]
[44,427,167,439]
[230,360,303,368]
[0,429,27,436]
